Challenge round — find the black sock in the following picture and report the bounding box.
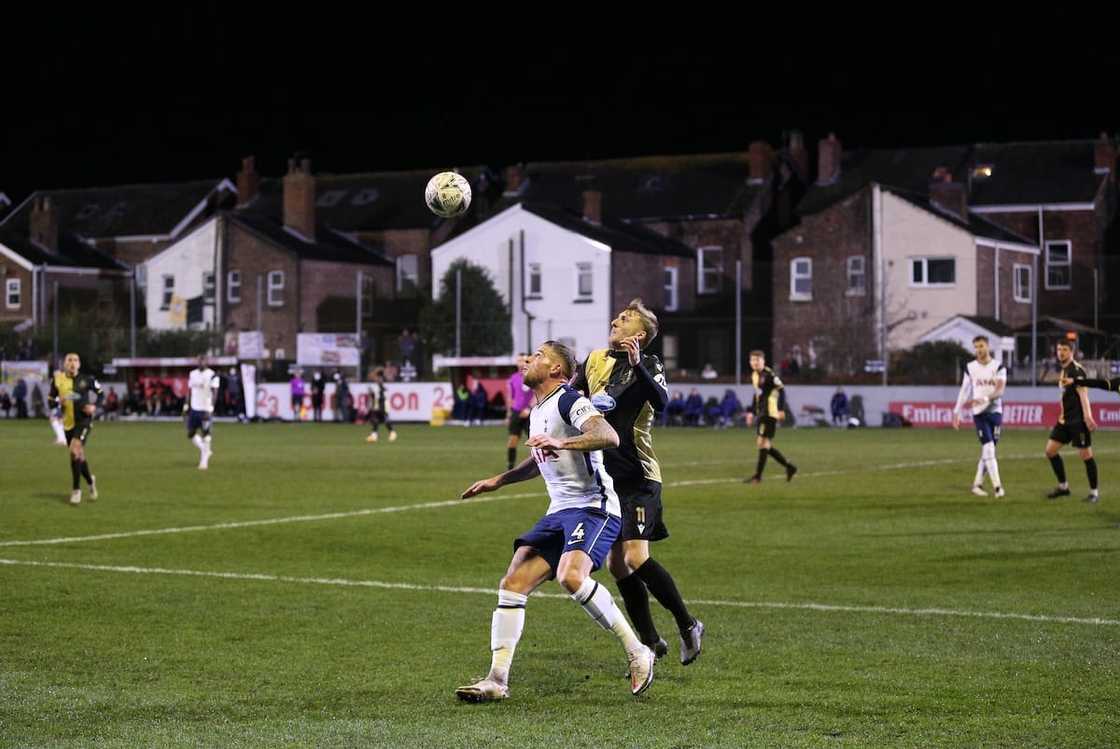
[616,573,659,645]
[1049,455,1067,484]
[80,461,93,485]
[507,447,516,469]
[70,458,81,490]
[755,449,769,477]
[634,558,694,635]
[768,448,790,468]
[1085,458,1099,490]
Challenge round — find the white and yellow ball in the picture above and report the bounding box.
[425,171,472,218]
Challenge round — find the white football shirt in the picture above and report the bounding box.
[529,384,620,517]
[188,367,221,413]
[955,358,1007,415]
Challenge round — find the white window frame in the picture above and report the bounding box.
[697,246,723,295]
[789,256,812,301]
[909,257,957,288]
[528,262,542,297]
[161,275,175,310]
[1013,263,1032,303]
[396,254,419,294]
[6,278,21,309]
[267,270,285,307]
[227,270,241,303]
[1044,240,1072,290]
[846,255,866,296]
[202,271,215,303]
[663,266,679,312]
[576,262,593,299]
[662,333,679,370]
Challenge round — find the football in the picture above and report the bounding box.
[425,171,472,218]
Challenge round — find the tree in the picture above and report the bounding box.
[419,259,512,356]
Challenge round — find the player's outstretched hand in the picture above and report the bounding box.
[776,411,786,422]
[462,477,501,499]
[526,434,564,451]
[1086,416,1098,432]
[952,413,961,430]
[745,412,754,426]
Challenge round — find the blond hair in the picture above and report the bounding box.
[541,340,577,379]
[625,298,659,346]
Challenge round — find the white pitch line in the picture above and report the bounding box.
[1,557,1116,627]
[4,449,1116,548]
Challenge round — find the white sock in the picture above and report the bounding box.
[488,590,526,684]
[571,577,644,657]
[973,458,986,487]
[204,435,212,452]
[191,434,205,452]
[51,419,65,441]
[982,442,1002,489]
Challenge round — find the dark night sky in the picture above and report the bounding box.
[2,9,1115,202]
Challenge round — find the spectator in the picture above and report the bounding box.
[719,389,742,428]
[849,394,866,428]
[290,371,306,421]
[398,328,417,367]
[333,370,351,422]
[830,387,849,426]
[14,378,29,418]
[704,396,722,426]
[468,381,488,426]
[310,370,325,422]
[0,386,10,418]
[30,384,44,418]
[701,363,718,380]
[453,383,470,421]
[684,388,704,426]
[663,391,686,426]
[104,388,120,421]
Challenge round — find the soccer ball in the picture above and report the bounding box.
[425,171,472,218]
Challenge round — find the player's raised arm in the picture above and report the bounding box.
[461,457,541,498]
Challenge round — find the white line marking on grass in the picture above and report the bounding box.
[0,491,546,548]
[2,557,1116,627]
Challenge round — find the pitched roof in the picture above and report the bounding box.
[960,316,1016,337]
[519,152,764,221]
[0,228,129,271]
[229,210,393,266]
[0,180,234,239]
[884,187,1037,246]
[518,203,695,258]
[968,140,1105,206]
[248,167,489,232]
[797,145,971,215]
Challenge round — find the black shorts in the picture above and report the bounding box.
[508,411,529,437]
[1049,422,1092,449]
[65,423,91,445]
[369,409,388,423]
[756,417,777,440]
[186,409,212,437]
[616,479,669,542]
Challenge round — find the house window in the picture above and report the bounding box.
[267,270,285,307]
[529,263,542,296]
[846,256,866,295]
[1045,240,1071,290]
[396,254,419,295]
[1013,263,1032,303]
[227,270,241,303]
[576,262,593,299]
[697,246,723,294]
[790,257,812,301]
[910,257,956,287]
[136,264,147,291]
[662,334,679,371]
[202,272,215,303]
[161,275,175,310]
[6,278,20,309]
[663,266,679,312]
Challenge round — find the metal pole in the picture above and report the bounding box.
[455,267,462,357]
[356,270,363,380]
[52,281,59,366]
[129,267,137,357]
[735,259,742,385]
[257,274,264,371]
[1032,209,1041,386]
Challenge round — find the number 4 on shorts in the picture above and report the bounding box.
[567,522,585,545]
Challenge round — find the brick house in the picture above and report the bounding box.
[772,135,1043,374]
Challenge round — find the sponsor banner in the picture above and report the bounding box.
[1,360,48,388]
[297,333,360,368]
[255,381,457,422]
[890,401,1120,428]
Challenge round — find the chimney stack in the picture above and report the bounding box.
[929,168,969,219]
[787,130,810,179]
[30,195,59,252]
[1095,132,1116,174]
[283,156,316,240]
[582,189,602,224]
[236,156,260,207]
[747,141,774,184]
[816,133,842,185]
[503,164,525,197]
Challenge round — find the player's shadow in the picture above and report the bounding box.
[29,492,72,505]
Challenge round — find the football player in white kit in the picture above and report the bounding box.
[185,356,220,470]
[952,336,1007,497]
[456,341,656,702]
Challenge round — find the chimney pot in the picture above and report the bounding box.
[582,190,602,224]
